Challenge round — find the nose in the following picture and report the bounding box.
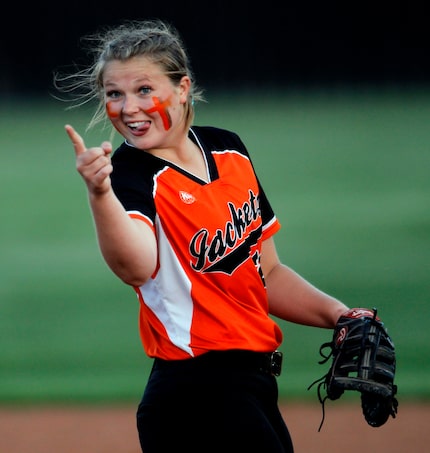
[122,95,141,115]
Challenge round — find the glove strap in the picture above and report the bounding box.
[340,307,380,321]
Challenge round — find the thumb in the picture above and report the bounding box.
[101,141,113,156]
[65,124,86,156]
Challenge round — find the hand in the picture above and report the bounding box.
[65,124,113,195]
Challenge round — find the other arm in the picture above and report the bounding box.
[261,236,348,328]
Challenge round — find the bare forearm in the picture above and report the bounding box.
[89,190,157,286]
[266,263,348,328]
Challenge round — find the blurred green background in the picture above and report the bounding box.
[1,87,429,404]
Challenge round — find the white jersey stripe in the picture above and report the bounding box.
[137,215,194,356]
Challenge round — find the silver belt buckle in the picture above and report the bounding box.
[270,350,283,376]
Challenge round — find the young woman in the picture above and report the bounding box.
[58,19,349,452]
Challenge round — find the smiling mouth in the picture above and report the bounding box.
[127,121,150,131]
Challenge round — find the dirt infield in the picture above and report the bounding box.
[0,402,428,452]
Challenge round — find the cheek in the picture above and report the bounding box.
[143,96,172,131]
[106,101,121,119]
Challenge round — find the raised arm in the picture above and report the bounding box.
[65,125,157,286]
[261,236,348,328]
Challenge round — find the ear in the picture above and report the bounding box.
[178,76,191,104]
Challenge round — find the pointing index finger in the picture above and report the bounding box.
[65,124,86,156]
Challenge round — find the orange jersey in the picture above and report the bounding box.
[111,126,283,359]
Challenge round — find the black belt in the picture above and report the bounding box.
[154,349,283,377]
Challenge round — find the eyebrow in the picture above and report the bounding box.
[103,74,154,87]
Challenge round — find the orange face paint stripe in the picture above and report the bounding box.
[105,101,120,119]
[144,96,172,130]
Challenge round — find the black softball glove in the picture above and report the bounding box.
[308,308,398,431]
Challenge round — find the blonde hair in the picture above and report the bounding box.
[54,19,204,131]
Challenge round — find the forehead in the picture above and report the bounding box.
[102,56,166,85]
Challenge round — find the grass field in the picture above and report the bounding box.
[1,86,429,403]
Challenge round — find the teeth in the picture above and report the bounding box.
[128,121,146,128]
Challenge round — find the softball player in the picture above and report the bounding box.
[60,19,349,453]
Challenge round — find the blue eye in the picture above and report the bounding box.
[106,90,121,99]
[139,86,152,95]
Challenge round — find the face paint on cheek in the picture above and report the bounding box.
[144,96,172,131]
[105,101,124,134]
[105,101,121,120]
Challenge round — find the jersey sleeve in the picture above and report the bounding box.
[257,176,281,240]
[213,127,282,239]
[110,143,157,226]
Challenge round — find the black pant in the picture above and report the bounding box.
[136,351,294,453]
